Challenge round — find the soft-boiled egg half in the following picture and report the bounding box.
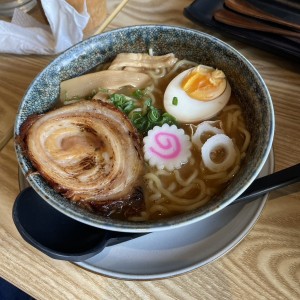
[164,65,231,123]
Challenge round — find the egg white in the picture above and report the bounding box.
[163,68,231,123]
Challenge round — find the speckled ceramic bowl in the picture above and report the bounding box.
[15,25,274,233]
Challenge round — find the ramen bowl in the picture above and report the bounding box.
[15,25,274,233]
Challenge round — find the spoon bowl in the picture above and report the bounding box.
[13,188,145,261]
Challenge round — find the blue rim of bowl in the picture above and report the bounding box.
[14,25,275,232]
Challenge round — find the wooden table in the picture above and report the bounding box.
[0,1,299,299]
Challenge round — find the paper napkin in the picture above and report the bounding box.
[0,0,90,55]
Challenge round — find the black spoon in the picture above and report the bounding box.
[12,163,300,262]
[12,189,147,262]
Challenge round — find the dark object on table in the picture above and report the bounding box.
[214,9,300,38]
[12,187,146,261]
[246,0,300,24]
[0,277,34,300]
[184,0,300,62]
[224,0,300,31]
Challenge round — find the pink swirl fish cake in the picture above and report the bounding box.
[143,124,192,171]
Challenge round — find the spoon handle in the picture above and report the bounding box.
[232,163,300,205]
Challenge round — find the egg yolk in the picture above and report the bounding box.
[181,66,227,101]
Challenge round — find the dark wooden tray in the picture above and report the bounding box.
[184,0,300,62]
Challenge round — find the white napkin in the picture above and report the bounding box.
[0,0,90,55]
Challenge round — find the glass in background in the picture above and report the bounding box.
[0,0,37,17]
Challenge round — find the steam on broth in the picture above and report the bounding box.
[21,52,251,221]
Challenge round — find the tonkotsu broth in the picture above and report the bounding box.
[60,54,250,221]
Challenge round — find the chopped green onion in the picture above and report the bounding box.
[148,107,160,123]
[172,97,178,106]
[132,89,145,100]
[142,99,152,115]
[109,92,177,136]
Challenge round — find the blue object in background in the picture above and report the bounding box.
[0,277,34,300]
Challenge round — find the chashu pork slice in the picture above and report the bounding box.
[20,100,145,208]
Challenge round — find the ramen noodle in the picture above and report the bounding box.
[21,52,251,221]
